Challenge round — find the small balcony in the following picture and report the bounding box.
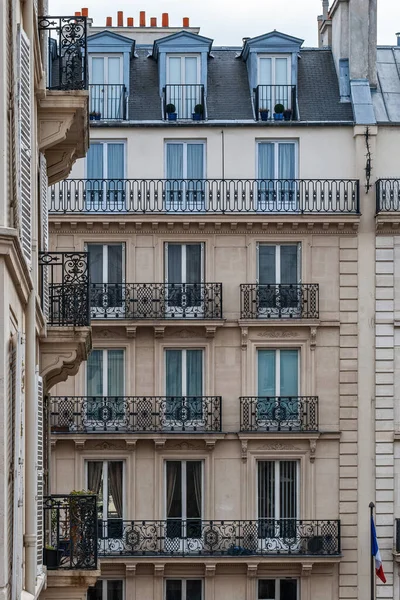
[49,179,360,214]
[376,179,400,213]
[97,519,340,557]
[89,283,222,320]
[43,494,98,570]
[89,84,127,120]
[254,85,297,121]
[163,84,205,120]
[240,396,319,432]
[50,395,222,433]
[240,284,319,320]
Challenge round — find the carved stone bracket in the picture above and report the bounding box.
[309,439,317,463]
[301,563,313,577]
[205,440,217,452]
[241,327,248,350]
[125,326,137,338]
[205,564,216,578]
[154,438,167,451]
[247,564,259,578]
[310,327,317,350]
[241,440,248,462]
[154,326,165,338]
[125,564,136,578]
[126,440,137,452]
[74,440,85,452]
[154,564,165,577]
[205,326,217,338]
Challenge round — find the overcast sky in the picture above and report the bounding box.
[50,0,400,47]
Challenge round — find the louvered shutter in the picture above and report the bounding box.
[40,154,49,318]
[36,371,44,575]
[7,337,16,597]
[17,25,32,266]
[12,333,24,600]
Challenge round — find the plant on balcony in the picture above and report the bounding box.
[192,104,204,121]
[273,103,285,121]
[166,103,177,121]
[259,108,269,122]
[283,108,293,121]
[89,111,101,121]
[43,545,64,569]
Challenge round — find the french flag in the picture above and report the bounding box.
[371,516,386,583]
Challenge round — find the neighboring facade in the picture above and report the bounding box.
[0,1,92,600]
[44,2,399,600]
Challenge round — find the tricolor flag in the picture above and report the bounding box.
[371,516,386,583]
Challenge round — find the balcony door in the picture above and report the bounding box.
[165,461,203,552]
[257,142,297,212]
[86,141,125,211]
[87,460,124,551]
[166,55,200,119]
[257,349,299,429]
[165,349,203,429]
[165,243,204,317]
[86,349,125,431]
[257,244,301,317]
[90,55,124,119]
[166,580,203,600]
[88,244,124,317]
[258,55,291,113]
[88,580,124,600]
[258,460,299,548]
[165,142,205,212]
[258,579,298,600]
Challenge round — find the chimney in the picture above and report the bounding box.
[127,17,134,26]
[106,16,112,26]
[322,0,329,20]
[75,11,82,16]
[397,32,400,46]
[140,11,146,27]
[162,13,169,27]
[183,17,190,27]
[81,7,88,17]
[150,17,157,27]
[117,11,123,26]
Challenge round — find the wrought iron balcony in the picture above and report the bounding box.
[39,252,90,326]
[240,283,319,319]
[38,16,88,90]
[376,179,400,213]
[43,494,97,569]
[50,395,222,433]
[49,178,360,214]
[89,84,127,120]
[89,282,222,320]
[97,519,340,557]
[254,85,297,121]
[163,84,205,120]
[240,396,319,432]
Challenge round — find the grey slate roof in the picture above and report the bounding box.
[373,47,400,122]
[297,49,354,121]
[127,45,354,123]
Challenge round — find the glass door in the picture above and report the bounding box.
[258,56,290,112]
[88,244,124,317]
[165,461,202,553]
[165,142,205,212]
[167,55,200,119]
[165,243,204,317]
[257,349,299,429]
[164,349,203,429]
[88,580,124,600]
[257,244,300,317]
[165,580,203,600]
[90,55,123,119]
[85,349,126,431]
[86,142,125,212]
[257,142,297,212]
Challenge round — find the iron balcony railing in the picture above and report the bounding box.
[97,519,340,557]
[89,84,127,120]
[376,179,400,213]
[38,16,88,90]
[89,282,222,320]
[396,519,400,553]
[254,85,297,121]
[43,495,98,570]
[240,396,319,432]
[163,84,205,120]
[50,395,222,433]
[240,284,319,319]
[49,179,360,214]
[39,252,90,326]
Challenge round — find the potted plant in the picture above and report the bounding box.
[283,108,292,121]
[259,108,269,122]
[166,103,177,121]
[43,545,63,569]
[192,104,204,121]
[94,111,101,121]
[89,111,96,121]
[273,103,285,121]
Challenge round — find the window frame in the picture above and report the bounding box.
[164,348,204,397]
[87,578,125,600]
[256,140,298,180]
[164,459,204,521]
[164,242,205,284]
[257,578,298,600]
[89,54,124,85]
[257,347,300,397]
[164,140,207,180]
[256,243,301,284]
[85,348,125,396]
[257,459,300,521]
[85,243,126,285]
[85,140,127,179]
[166,54,201,85]
[257,54,291,86]
[85,459,126,521]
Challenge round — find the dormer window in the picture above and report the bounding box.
[90,55,124,120]
[165,54,203,120]
[257,54,294,118]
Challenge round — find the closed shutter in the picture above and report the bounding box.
[12,333,24,600]
[40,153,49,318]
[17,25,32,266]
[36,371,44,574]
[7,337,17,599]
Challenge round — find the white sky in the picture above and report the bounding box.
[49,0,400,47]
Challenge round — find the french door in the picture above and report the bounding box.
[257,244,301,317]
[165,142,205,212]
[86,349,126,431]
[258,579,298,600]
[165,461,203,552]
[166,55,200,119]
[258,55,291,112]
[165,243,204,317]
[257,349,299,429]
[165,349,203,428]
[257,142,297,212]
[86,142,125,211]
[88,579,124,600]
[258,460,299,547]
[87,460,124,548]
[88,244,125,317]
[90,55,124,119]
[166,579,203,600]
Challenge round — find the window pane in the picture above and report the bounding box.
[91,57,104,85]
[258,579,275,599]
[258,350,276,396]
[258,461,275,519]
[186,462,202,519]
[107,57,121,84]
[87,350,103,396]
[186,350,202,397]
[280,579,297,600]
[185,57,198,84]
[185,244,202,283]
[259,58,272,85]
[168,57,181,84]
[108,350,124,396]
[186,580,202,600]
[258,143,274,180]
[107,580,123,600]
[275,58,288,85]
[88,244,103,283]
[107,245,123,285]
[187,144,204,180]
[87,144,104,180]
[258,245,276,284]
[166,350,182,396]
[166,462,182,519]
[166,144,184,180]
[107,144,124,179]
[280,246,298,284]
[279,461,297,520]
[278,144,295,179]
[280,350,298,397]
[107,461,123,519]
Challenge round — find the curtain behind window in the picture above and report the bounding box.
[280,245,298,284]
[166,350,182,397]
[87,144,104,179]
[166,144,183,179]
[278,144,295,179]
[88,245,103,283]
[258,245,276,284]
[280,350,298,396]
[87,350,103,396]
[108,461,123,519]
[258,350,276,396]
[107,350,124,396]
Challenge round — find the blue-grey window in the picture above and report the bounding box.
[258,579,297,600]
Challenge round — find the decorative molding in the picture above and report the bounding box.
[301,563,313,577]
[154,439,167,451]
[154,564,165,578]
[205,440,217,452]
[170,442,203,450]
[125,440,137,452]
[125,326,137,338]
[205,326,217,338]
[310,327,317,349]
[165,328,198,338]
[154,326,165,338]
[257,331,298,338]
[241,326,248,350]
[247,564,259,578]
[125,564,136,578]
[256,443,302,451]
[241,440,248,462]
[309,439,317,463]
[205,564,216,578]
[74,440,85,451]
[94,327,126,339]
[92,441,126,450]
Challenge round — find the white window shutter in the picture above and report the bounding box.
[7,337,16,593]
[17,25,32,266]
[40,153,49,318]
[12,333,24,600]
[35,371,44,574]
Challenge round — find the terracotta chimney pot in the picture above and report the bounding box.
[150,17,157,27]
[106,16,112,26]
[117,11,123,26]
[140,11,146,27]
[81,7,88,16]
[127,17,134,26]
[162,13,169,27]
[183,17,189,27]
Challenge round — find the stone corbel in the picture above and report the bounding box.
[301,563,313,577]
[205,326,217,338]
[309,439,317,463]
[154,326,165,338]
[241,439,248,462]
[74,440,85,452]
[125,564,136,578]
[154,564,165,578]
[205,440,217,452]
[247,564,259,578]
[154,438,167,451]
[241,327,248,350]
[126,326,137,338]
[310,327,317,350]
[205,564,216,578]
[126,440,137,452]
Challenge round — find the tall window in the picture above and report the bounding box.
[86,349,125,430]
[87,244,124,316]
[87,460,124,538]
[258,55,291,113]
[257,349,299,425]
[166,580,203,600]
[258,460,299,539]
[258,579,297,600]
[88,580,124,600]
[166,461,203,541]
[165,349,203,426]
[165,243,204,316]
[257,142,297,212]
[166,55,201,119]
[90,55,124,119]
[165,142,205,211]
[86,142,125,211]
[257,244,301,317]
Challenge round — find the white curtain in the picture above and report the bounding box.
[278,144,295,179]
[107,350,124,396]
[87,144,103,180]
